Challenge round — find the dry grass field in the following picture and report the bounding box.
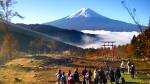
[0,54,150,84]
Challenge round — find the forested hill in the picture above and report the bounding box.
[17,24,99,45]
[0,22,83,53]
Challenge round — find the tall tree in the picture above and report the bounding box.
[0,0,23,60]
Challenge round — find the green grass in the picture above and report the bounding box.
[120,72,150,84]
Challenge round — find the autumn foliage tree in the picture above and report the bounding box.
[0,0,23,60]
[130,28,150,58]
[121,1,150,59]
[0,32,18,59]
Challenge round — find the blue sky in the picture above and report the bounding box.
[12,0,150,26]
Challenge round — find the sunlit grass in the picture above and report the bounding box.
[0,67,36,84]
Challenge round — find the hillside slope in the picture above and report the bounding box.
[0,22,83,53]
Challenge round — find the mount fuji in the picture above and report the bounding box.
[45,8,143,32]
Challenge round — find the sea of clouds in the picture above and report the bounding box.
[80,30,139,49]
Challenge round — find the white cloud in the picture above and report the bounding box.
[80,30,139,49]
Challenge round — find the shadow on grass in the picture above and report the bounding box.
[124,82,140,84]
[67,64,96,68]
[28,55,72,66]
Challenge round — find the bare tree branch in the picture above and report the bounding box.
[0,0,24,22]
[121,1,143,33]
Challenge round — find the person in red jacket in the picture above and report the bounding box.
[67,74,75,84]
[67,70,71,77]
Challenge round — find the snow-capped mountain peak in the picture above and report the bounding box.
[45,8,142,31]
[66,8,103,19]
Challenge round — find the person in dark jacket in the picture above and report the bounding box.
[108,68,115,84]
[130,64,135,79]
[73,68,80,84]
[114,68,121,84]
[60,72,67,84]
[82,67,87,84]
[82,67,87,78]
[85,69,93,84]
[98,67,105,84]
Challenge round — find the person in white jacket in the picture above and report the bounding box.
[120,61,125,73]
[93,68,99,84]
[127,60,131,74]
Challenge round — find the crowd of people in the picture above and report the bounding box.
[55,60,135,84]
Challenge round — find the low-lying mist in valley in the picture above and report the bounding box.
[80,30,139,49]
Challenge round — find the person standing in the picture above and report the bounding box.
[114,68,121,84]
[130,64,135,79]
[67,70,72,77]
[85,69,93,84]
[93,68,99,84]
[67,74,75,84]
[60,72,67,84]
[127,60,131,74]
[98,67,105,84]
[73,68,80,84]
[82,67,87,78]
[104,61,109,72]
[56,69,62,84]
[82,67,87,84]
[120,61,125,73]
[108,68,115,84]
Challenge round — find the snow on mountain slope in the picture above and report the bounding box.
[67,8,104,19]
[45,8,144,32]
